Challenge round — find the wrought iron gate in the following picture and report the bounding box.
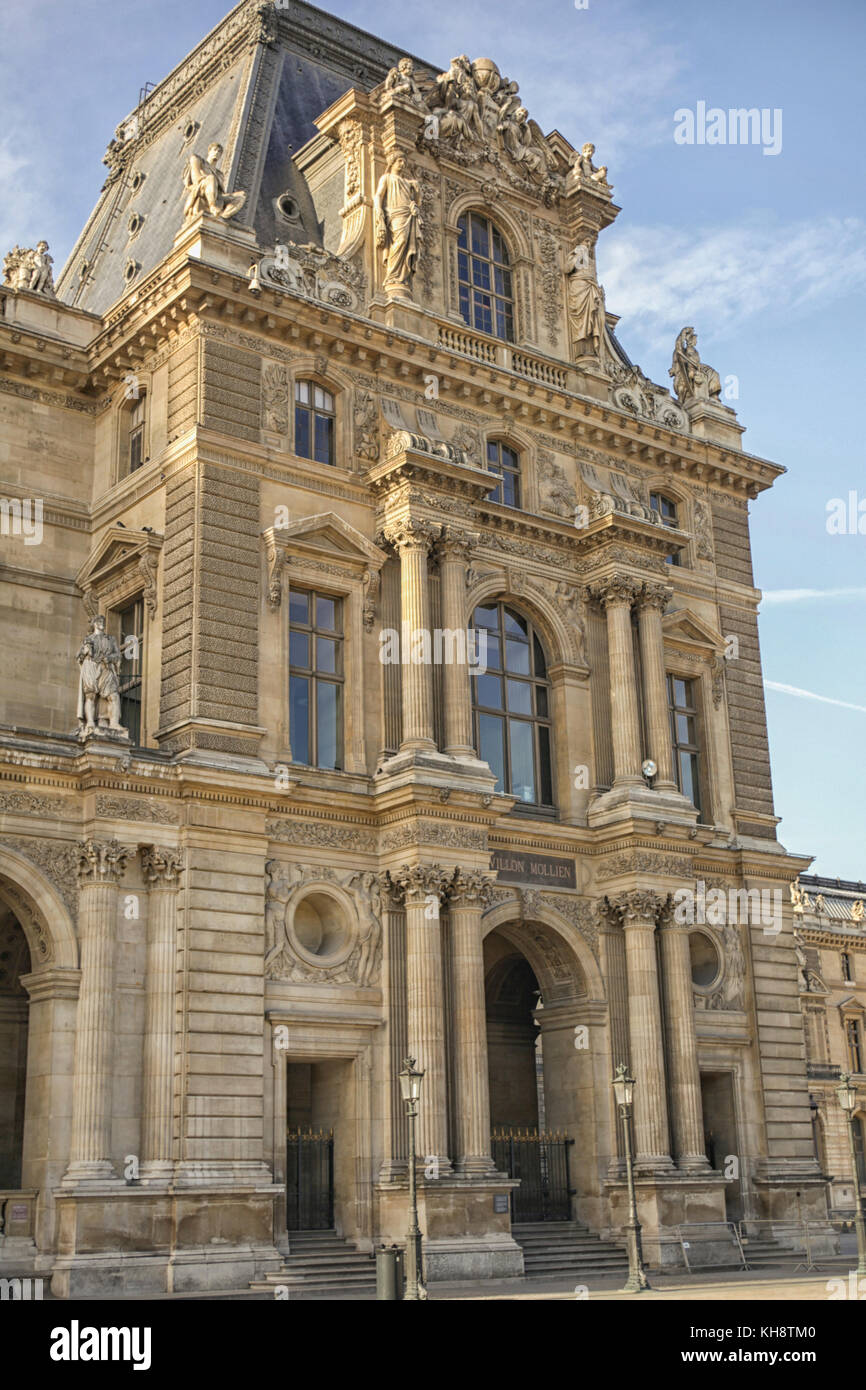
[286,1128,334,1230]
[492,1129,574,1222]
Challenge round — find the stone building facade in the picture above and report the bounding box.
[0,0,835,1295]
[793,875,866,1219]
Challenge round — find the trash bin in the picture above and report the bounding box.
[376,1244,399,1300]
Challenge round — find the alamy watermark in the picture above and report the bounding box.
[674,102,782,157]
[0,497,43,545]
[673,879,783,935]
[379,624,488,673]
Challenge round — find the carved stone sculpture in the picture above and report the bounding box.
[567,244,606,358]
[383,56,429,108]
[76,615,127,738]
[669,327,721,404]
[569,142,610,187]
[2,241,56,295]
[182,143,247,222]
[373,150,422,296]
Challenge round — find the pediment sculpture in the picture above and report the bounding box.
[3,241,56,296]
[377,54,586,205]
[252,239,364,310]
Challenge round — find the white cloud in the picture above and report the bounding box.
[762,588,866,604]
[764,681,866,715]
[598,216,866,351]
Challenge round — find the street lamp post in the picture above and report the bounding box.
[612,1062,650,1293]
[835,1071,866,1277]
[399,1056,427,1301]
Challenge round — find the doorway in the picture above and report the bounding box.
[0,907,31,1188]
[286,1060,354,1234]
[700,1071,743,1221]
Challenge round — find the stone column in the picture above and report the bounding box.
[385,518,439,752]
[393,864,452,1172]
[437,527,477,758]
[64,839,130,1185]
[139,846,183,1182]
[378,871,408,1178]
[617,891,673,1169]
[597,898,629,1169]
[658,900,710,1170]
[590,576,643,787]
[448,869,496,1174]
[637,582,677,791]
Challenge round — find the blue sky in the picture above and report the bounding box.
[2,0,863,875]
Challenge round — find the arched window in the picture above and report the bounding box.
[457,212,514,342]
[295,380,335,466]
[650,490,681,566]
[486,439,521,509]
[472,601,553,807]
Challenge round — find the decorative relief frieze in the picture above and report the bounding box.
[380,820,487,852]
[0,791,74,818]
[94,795,179,824]
[266,818,377,853]
[596,850,693,881]
[1,838,79,920]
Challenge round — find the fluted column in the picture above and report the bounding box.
[378,871,408,1178]
[448,869,496,1173]
[64,839,130,1185]
[393,864,452,1171]
[590,576,643,786]
[637,582,677,790]
[617,891,673,1169]
[438,527,477,758]
[385,518,439,752]
[658,900,710,1170]
[597,898,630,1169]
[139,846,183,1182]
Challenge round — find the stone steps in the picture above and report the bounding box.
[250,1231,376,1294]
[512,1221,629,1276]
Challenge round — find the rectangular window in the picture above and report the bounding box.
[667,674,702,817]
[294,381,335,467]
[288,588,343,769]
[129,423,144,473]
[846,1018,863,1074]
[842,952,853,983]
[117,596,144,744]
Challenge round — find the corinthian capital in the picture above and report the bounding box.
[381,516,441,555]
[391,862,452,906]
[617,889,666,926]
[437,525,477,563]
[77,838,130,884]
[639,581,673,612]
[588,573,641,608]
[140,846,185,887]
[449,868,496,907]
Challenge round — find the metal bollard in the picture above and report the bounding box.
[376,1244,398,1300]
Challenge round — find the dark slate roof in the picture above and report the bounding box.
[57,0,434,315]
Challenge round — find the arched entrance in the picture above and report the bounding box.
[482,909,611,1231]
[0,847,80,1252]
[0,906,31,1187]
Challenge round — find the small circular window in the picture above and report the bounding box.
[128,211,143,238]
[289,889,354,968]
[689,931,721,989]
[130,169,145,193]
[183,119,199,142]
[276,193,300,219]
[123,259,140,285]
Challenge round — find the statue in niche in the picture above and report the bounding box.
[76,615,126,737]
[373,150,422,295]
[566,242,606,358]
[182,143,247,222]
[669,326,721,404]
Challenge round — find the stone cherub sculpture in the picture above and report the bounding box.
[570,142,609,186]
[77,614,127,737]
[2,241,56,295]
[383,56,429,108]
[373,150,422,296]
[182,143,247,222]
[670,327,722,404]
[566,241,606,358]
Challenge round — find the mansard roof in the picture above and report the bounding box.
[57,0,432,315]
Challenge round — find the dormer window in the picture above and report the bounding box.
[457,213,514,342]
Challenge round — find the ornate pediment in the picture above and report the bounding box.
[662,608,726,655]
[262,512,386,609]
[373,54,605,207]
[76,526,163,617]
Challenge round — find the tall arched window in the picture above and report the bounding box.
[472,602,553,807]
[486,439,521,509]
[457,212,514,341]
